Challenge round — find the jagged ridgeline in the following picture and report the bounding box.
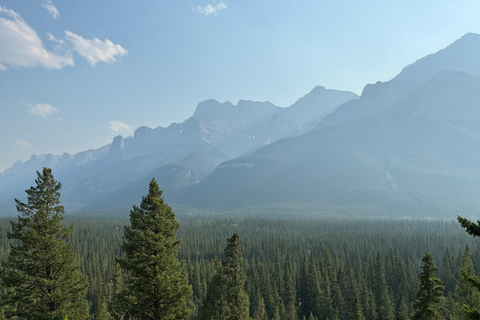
[2,34,480,217]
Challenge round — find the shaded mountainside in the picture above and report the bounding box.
[171,34,480,215]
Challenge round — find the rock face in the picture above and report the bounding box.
[0,85,357,212]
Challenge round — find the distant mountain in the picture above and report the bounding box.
[5,34,480,217]
[171,34,480,216]
[321,33,480,128]
[0,86,357,213]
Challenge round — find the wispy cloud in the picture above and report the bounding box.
[16,140,30,147]
[65,31,128,66]
[109,121,131,132]
[28,103,58,118]
[197,2,227,16]
[47,32,65,45]
[0,6,73,70]
[43,0,59,19]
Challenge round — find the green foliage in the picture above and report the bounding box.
[455,246,480,319]
[113,179,192,320]
[254,297,268,320]
[353,298,366,320]
[412,252,445,320]
[197,259,225,320]
[93,298,112,320]
[0,168,89,320]
[458,216,480,319]
[372,253,395,320]
[198,233,249,320]
[0,211,477,319]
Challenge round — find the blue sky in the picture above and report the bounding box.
[0,0,479,172]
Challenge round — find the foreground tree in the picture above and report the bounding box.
[412,252,445,320]
[457,216,480,319]
[198,233,250,320]
[114,179,192,320]
[1,167,89,320]
[455,246,480,319]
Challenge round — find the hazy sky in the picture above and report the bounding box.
[0,0,479,172]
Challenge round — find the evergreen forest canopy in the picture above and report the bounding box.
[2,168,480,319]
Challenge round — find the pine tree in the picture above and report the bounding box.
[258,263,275,318]
[353,297,366,320]
[455,246,480,319]
[223,233,250,319]
[440,249,456,295]
[198,233,249,320]
[197,259,226,320]
[0,168,89,320]
[283,254,296,308]
[254,297,268,320]
[371,254,394,320]
[457,216,480,319]
[397,296,410,320]
[94,298,113,320]
[114,178,192,320]
[412,252,445,320]
[307,312,318,320]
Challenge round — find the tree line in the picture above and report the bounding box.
[1,168,480,319]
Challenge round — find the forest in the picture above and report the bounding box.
[1,168,480,320]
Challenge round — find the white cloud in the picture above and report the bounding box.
[0,6,73,70]
[16,140,30,147]
[197,2,227,16]
[43,0,59,19]
[47,32,65,45]
[109,121,131,132]
[28,103,58,118]
[65,31,128,66]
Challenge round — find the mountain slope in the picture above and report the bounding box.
[171,34,480,215]
[0,87,357,213]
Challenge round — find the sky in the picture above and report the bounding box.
[0,0,479,173]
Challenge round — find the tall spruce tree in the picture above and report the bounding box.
[198,233,249,320]
[197,259,225,320]
[412,252,445,320]
[221,233,250,319]
[372,254,394,320]
[457,216,480,319]
[455,246,480,319]
[0,167,89,320]
[114,178,192,320]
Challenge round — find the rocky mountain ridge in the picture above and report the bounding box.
[169,33,480,216]
[3,33,480,217]
[0,86,357,212]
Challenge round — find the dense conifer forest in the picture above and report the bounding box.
[2,169,480,319]
[1,213,480,319]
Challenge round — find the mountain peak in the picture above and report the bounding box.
[455,32,480,43]
[193,99,234,121]
[392,33,480,85]
[309,86,326,93]
[108,135,125,158]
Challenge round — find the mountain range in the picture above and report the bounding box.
[2,33,480,218]
[0,84,357,213]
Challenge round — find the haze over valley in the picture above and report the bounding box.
[4,2,480,320]
[3,33,480,219]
